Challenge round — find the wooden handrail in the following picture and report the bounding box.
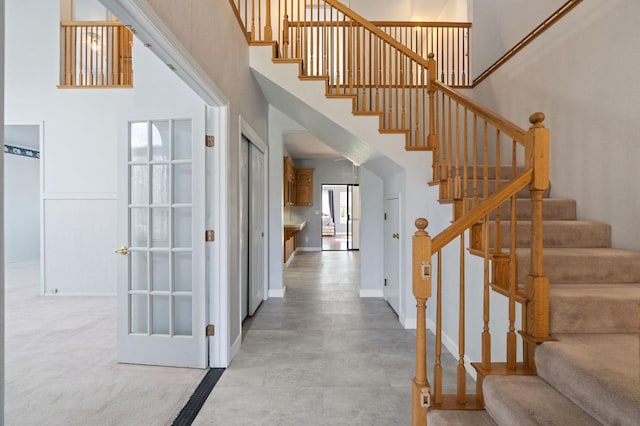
[433,80,526,142]
[320,0,432,71]
[473,0,584,86]
[287,20,471,28]
[431,169,533,253]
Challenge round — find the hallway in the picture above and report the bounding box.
[195,251,469,425]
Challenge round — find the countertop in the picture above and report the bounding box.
[283,221,306,231]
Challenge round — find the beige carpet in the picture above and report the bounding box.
[5,261,206,426]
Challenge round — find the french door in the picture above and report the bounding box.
[116,118,206,368]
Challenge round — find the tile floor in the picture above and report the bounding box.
[194,251,472,425]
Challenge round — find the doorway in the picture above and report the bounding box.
[240,135,266,322]
[321,184,360,251]
[4,125,41,265]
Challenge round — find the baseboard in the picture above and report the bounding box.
[268,287,286,298]
[359,289,384,298]
[427,318,477,380]
[296,247,321,252]
[284,251,296,266]
[230,333,242,360]
[401,314,417,329]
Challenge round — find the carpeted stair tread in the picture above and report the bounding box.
[428,409,497,425]
[550,284,640,333]
[484,220,611,248]
[483,375,600,426]
[516,248,640,283]
[488,198,577,221]
[536,333,640,425]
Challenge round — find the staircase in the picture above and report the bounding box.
[432,174,640,424]
[226,0,640,424]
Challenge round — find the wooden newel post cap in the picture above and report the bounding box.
[529,112,545,128]
[414,218,429,236]
[427,53,435,60]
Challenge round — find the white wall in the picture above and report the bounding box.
[4,151,39,263]
[349,0,468,21]
[5,0,212,296]
[471,0,640,251]
[267,107,306,296]
[471,0,565,76]
[359,166,384,293]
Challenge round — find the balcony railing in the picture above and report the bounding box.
[60,21,133,88]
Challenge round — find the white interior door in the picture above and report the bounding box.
[248,144,265,315]
[116,118,206,368]
[240,139,249,321]
[384,196,400,314]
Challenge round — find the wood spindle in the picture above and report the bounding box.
[472,115,479,208]
[454,102,461,199]
[427,53,437,151]
[482,215,491,370]
[483,121,489,199]
[264,0,272,40]
[457,233,466,405]
[495,129,503,255]
[434,250,443,405]
[507,190,518,370]
[462,107,468,210]
[447,97,453,198]
[250,0,256,40]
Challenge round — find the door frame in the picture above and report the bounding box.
[237,118,268,336]
[384,193,402,315]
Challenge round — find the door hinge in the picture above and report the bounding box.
[384,213,387,220]
[384,278,387,287]
[205,230,215,242]
[205,135,215,147]
[205,324,215,336]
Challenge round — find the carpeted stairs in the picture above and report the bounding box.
[429,171,640,425]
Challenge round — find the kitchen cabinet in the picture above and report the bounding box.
[295,168,314,206]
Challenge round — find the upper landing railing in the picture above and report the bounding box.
[59,21,133,88]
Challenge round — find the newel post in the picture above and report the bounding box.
[412,218,432,425]
[523,112,551,368]
[427,53,439,180]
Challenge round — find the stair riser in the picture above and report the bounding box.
[516,252,640,284]
[439,179,551,201]
[550,294,640,334]
[471,222,611,250]
[488,199,577,221]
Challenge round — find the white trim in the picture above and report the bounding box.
[268,287,286,298]
[427,318,477,380]
[211,105,230,368]
[359,289,384,298]
[44,292,116,297]
[42,193,117,200]
[39,122,45,296]
[230,332,242,360]
[101,0,228,107]
[240,117,268,153]
[401,314,416,329]
[296,247,321,252]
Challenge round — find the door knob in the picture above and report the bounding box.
[114,246,130,255]
[392,233,400,239]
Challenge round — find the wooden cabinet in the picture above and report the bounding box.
[283,157,297,206]
[295,168,314,206]
[283,158,314,206]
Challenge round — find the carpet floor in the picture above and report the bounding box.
[5,261,207,426]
